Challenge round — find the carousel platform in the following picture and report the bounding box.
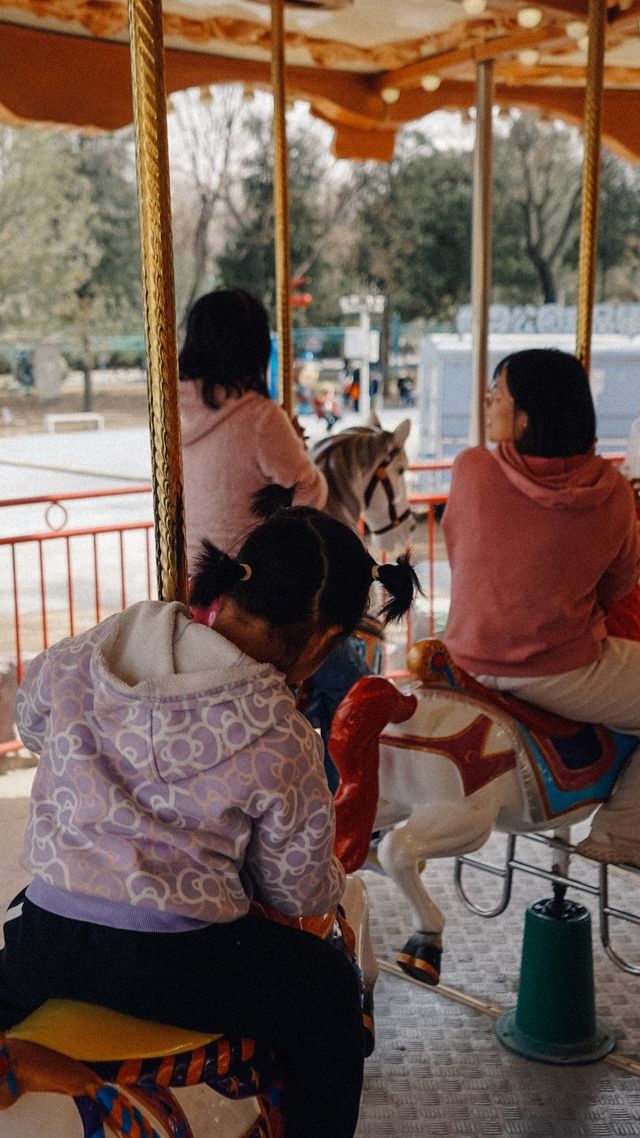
[361,846,640,1138]
[1,769,639,1137]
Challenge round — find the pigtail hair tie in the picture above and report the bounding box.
[375,553,422,624]
[238,562,253,582]
[189,539,244,609]
[371,563,380,580]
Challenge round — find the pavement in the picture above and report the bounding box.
[1,776,640,1136]
[0,405,425,537]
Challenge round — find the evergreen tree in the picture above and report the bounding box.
[0,125,142,336]
[350,131,473,331]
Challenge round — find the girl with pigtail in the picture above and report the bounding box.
[1,506,418,1138]
[191,482,417,793]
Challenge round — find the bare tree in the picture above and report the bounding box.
[495,115,582,304]
[169,86,246,330]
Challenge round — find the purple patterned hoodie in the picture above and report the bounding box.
[16,601,345,932]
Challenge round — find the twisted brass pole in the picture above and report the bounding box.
[576,0,606,374]
[128,0,187,603]
[470,60,494,447]
[271,0,293,414]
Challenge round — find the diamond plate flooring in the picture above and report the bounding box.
[2,775,640,1136]
[357,833,640,1137]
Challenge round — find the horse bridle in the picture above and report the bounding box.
[363,446,412,537]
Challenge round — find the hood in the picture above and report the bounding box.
[90,601,292,775]
[493,441,622,510]
[179,381,256,446]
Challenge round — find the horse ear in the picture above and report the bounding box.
[392,418,411,448]
[368,411,382,429]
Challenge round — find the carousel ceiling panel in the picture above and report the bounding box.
[1,0,640,159]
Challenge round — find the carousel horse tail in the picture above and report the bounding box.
[331,676,417,872]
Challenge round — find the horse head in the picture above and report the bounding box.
[311,415,415,553]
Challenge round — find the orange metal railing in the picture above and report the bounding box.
[0,487,154,758]
[0,453,626,759]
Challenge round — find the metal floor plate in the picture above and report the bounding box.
[2,778,640,1136]
[357,835,640,1137]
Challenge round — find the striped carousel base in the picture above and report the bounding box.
[0,999,284,1138]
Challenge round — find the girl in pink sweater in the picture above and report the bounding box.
[179,288,327,567]
[443,348,640,867]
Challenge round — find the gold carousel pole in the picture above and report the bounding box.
[127,0,187,602]
[469,60,494,447]
[576,0,606,374]
[271,0,294,414]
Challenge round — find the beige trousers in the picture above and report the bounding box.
[475,636,640,863]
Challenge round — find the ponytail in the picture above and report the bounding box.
[251,483,297,520]
[189,540,247,610]
[375,553,422,624]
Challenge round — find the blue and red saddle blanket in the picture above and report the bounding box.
[422,642,637,820]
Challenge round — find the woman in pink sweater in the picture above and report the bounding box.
[179,288,327,568]
[443,348,640,866]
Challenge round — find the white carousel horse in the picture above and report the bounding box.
[310,415,415,554]
[329,639,637,986]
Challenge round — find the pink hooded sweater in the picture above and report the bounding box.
[443,443,640,677]
[180,383,328,568]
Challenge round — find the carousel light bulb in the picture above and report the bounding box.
[517,48,540,65]
[566,19,588,40]
[381,87,401,104]
[578,34,589,52]
[421,74,442,92]
[462,0,487,16]
[517,6,543,29]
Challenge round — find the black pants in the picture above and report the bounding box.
[0,896,364,1138]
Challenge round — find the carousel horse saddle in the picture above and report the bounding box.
[1,999,282,1138]
[410,641,638,822]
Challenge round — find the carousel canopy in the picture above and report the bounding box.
[1,0,639,160]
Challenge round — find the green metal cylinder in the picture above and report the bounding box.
[495,899,615,1064]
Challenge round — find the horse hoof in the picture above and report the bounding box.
[397,936,442,986]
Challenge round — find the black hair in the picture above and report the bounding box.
[493,348,596,458]
[178,288,272,410]
[189,507,420,646]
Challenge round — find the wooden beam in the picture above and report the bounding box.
[374,25,571,93]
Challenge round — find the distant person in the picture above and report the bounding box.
[349,366,360,412]
[179,288,327,569]
[397,375,415,407]
[15,351,34,393]
[338,359,353,410]
[312,382,341,432]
